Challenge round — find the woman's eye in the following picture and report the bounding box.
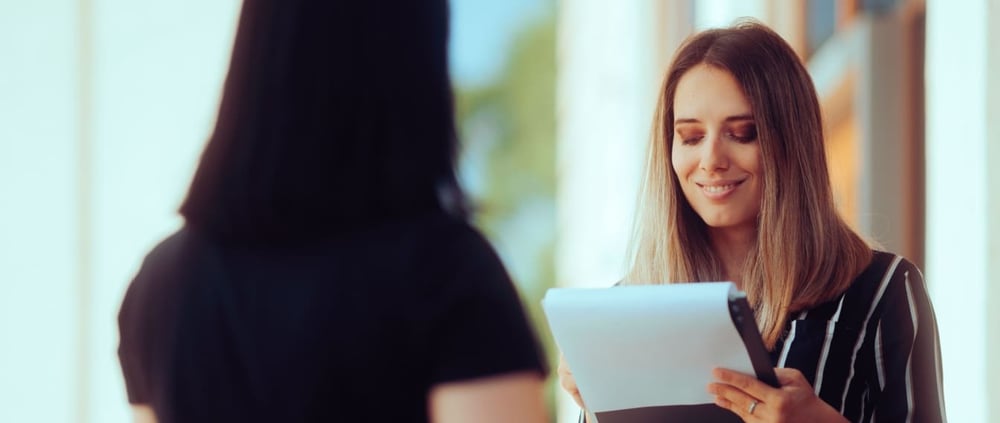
[680,136,702,145]
[728,129,757,143]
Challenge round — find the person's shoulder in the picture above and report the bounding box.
[862,250,923,283]
[145,226,197,262]
[143,228,189,262]
[405,212,491,251]
[405,213,511,284]
[131,226,214,285]
[355,213,496,275]
[119,227,200,324]
[849,250,926,305]
[838,251,921,300]
[822,251,925,326]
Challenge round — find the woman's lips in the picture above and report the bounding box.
[696,179,745,199]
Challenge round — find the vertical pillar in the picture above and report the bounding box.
[555,0,669,290]
[554,1,681,422]
[767,0,807,56]
[855,9,923,265]
[986,2,1000,421]
[926,0,991,421]
[0,1,82,422]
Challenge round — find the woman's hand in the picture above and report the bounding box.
[557,355,597,423]
[707,367,848,423]
[557,354,586,409]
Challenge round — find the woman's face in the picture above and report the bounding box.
[671,64,763,234]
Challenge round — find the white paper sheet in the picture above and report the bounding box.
[542,282,756,413]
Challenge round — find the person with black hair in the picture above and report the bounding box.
[116,1,549,422]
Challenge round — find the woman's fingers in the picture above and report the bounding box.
[557,354,586,409]
[711,367,836,422]
[707,380,764,421]
[711,368,775,402]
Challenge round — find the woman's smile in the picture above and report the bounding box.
[696,178,747,199]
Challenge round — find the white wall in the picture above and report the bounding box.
[988,4,1000,421]
[0,1,240,421]
[554,1,669,421]
[555,0,664,291]
[693,0,766,29]
[0,2,82,421]
[926,0,995,421]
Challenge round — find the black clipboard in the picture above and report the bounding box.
[727,290,779,388]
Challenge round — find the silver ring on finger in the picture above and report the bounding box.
[748,399,759,415]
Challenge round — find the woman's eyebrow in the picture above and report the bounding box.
[674,114,753,126]
[724,114,754,123]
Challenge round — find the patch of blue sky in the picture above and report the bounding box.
[448,0,550,88]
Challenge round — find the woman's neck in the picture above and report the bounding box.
[708,225,756,289]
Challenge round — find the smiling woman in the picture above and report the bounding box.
[671,64,763,271]
[558,19,946,423]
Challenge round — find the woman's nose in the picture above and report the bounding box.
[698,136,729,172]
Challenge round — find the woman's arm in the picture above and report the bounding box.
[428,371,547,423]
[131,405,158,423]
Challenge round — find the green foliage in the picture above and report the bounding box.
[454,7,559,421]
[455,13,556,215]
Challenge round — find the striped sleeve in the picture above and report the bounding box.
[871,259,946,422]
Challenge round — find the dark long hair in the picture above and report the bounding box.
[626,20,871,348]
[180,0,465,244]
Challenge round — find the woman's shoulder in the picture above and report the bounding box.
[401,213,497,258]
[801,251,923,323]
[855,250,923,287]
[132,228,193,281]
[135,226,223,276]
[822,250,925,323]
[349,211,481,245]
[118,228,203,344]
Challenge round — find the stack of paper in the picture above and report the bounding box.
[542,282,770,423]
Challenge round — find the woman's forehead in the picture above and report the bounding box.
[672,64,753,123]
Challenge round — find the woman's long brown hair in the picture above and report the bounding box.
[625,20,872,349]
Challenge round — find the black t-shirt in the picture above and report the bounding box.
[117,213,547,422]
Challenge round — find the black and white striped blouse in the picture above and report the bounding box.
[577,251,946,422]
[772,251,946,422]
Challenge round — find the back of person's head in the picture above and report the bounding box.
[180,0,464,244]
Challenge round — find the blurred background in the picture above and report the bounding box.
[0,0,997,422]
